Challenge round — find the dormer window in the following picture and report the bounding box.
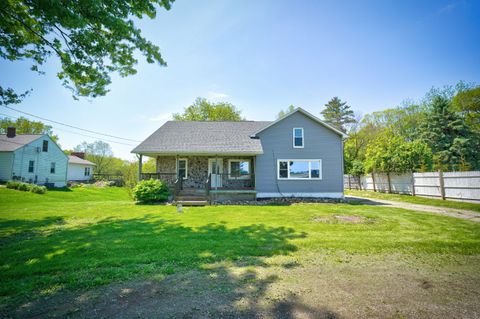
[293,128,304,148]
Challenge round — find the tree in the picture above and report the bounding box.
[0,0,174,104]
[0,116,59,142]
[364,132,432,174]
[173,97,243,121]
[419,96,477,170]
[320,97,356,132]
[452,87,480,133]
[74,140,114,174]
[277,105,295,119]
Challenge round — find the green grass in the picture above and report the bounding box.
[1,186,479,313]
[346,189,480,212]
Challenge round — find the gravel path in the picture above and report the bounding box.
[346,196,480,222]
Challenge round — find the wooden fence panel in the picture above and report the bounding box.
[345,171,480,202]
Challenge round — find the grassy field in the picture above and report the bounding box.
[1,186,480,318]
[346,189,480,212]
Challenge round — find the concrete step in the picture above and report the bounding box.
[175,200,209,206]
[176,196,207,201]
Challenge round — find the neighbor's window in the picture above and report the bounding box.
[42,140,48,152]
[28,160,34,173]
[84,167,90,176]
[277,160,322,180]
[50,162,56,174]
[177,159,188,179]
[293,128,304,148]
[228,160,251,179]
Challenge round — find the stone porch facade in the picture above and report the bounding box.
[155,155,255,190]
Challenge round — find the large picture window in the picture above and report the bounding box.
[177,158,188,179]
[228,159,251,179]
[293,128,304,148]
[277,159,322,180]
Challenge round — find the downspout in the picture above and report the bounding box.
[341,137,345,198]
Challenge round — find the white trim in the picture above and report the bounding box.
[250,107,347,138]
[277,159,322,180]
[292,127,304,148]
[257,192,344,199]
[208,158,223,188]
[227,159,251,179]
[176,158,188,179]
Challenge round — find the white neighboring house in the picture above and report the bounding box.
[67,152,96,181]
[0,127,68,187]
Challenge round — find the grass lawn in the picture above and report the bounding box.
[1,187,480,318]
[346,189,480,212]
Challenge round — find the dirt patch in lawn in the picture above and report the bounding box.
[12,255,480,319]
[312,215,375,224]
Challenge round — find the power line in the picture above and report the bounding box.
[3,105,142,143]
[0,112,137,147]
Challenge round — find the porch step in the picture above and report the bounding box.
[176,196,207,201]
[175,200,209,206]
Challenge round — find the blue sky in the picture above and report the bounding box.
[1,0,479,159]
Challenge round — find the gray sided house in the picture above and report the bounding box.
[132,108,346,202]
[0,127,68,187]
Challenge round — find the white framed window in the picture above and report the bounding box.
[293,128,304,148]
[84,167,91,176]
[177,158,188,179]
[50,162,56,174]
[228,159,251,179]
[28,160,35,173]
[277,159,322,180]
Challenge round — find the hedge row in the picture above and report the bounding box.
[6,181,47,194]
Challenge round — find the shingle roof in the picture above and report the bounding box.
[0,134,42,151]
[68,155,96,166]
[132,121,272,155]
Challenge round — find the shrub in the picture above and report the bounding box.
[5,181,47,194]
[133,179,169,203]
[30,185,47,194]
[18,183,31,191]
[6,181,21,190]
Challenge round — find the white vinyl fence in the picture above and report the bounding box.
[344,171,480,202]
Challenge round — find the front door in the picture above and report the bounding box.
[208,158,223,188]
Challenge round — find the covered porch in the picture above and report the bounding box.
[138,155,256,200]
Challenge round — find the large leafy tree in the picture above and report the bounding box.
[452,87,480,134]
[74,140,114,174]
[320,97,356,132]
[173,97,243,121]
[0,116,58,142]
[364,132,432,174]
[419,96,478,170]
[0,0,174,104]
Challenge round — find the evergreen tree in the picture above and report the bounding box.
[321,97,356,132]
[420,96,477,170]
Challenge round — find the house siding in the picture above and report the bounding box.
[255,111,344,198]
[11,136,68,187]
[67,163,94,181]
[0,152,14,181]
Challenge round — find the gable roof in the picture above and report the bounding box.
[68,155,96,166]
[132,121,272,155]
[0,134,43,152]
[250,107,348,138]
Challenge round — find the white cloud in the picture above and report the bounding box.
[149,112,171,122]
[207,91,229,100]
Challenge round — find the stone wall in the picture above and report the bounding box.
[156,155,255,189]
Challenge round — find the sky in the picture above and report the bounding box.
[1,0,479,159]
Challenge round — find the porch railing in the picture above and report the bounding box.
[206,173,255,190]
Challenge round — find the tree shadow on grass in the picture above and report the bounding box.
[0,216,338,318]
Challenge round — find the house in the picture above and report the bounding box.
[0,127,68,187]
[132,108,346,202]
[67,152,96,182]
